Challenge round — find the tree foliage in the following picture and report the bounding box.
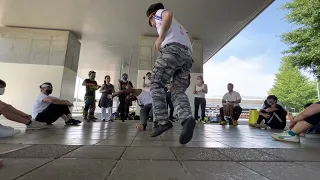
[269,58,318,111]
[281,0,320,76]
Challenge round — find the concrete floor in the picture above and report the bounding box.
[1,118,320,180]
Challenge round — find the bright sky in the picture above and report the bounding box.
[204,0,296,98]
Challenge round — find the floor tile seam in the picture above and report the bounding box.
[129,132,140,146]
[52,145,84,159]
[234,161,272,180]
[104,139,129,179]
[169,147,193,180]
[0,145,32,155]
[254,148,290,161]
[11,158,56,180]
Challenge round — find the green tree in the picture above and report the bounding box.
[269,58,318,111]
[281,0,320,76]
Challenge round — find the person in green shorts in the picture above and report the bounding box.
[82,71,100,121]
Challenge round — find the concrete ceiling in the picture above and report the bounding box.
[0,0,273,84]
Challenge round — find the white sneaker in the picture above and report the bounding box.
[272,131,300,143]
[0,125,21,138]
[27,121,46,130]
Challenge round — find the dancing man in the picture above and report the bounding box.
[146,3,194,144]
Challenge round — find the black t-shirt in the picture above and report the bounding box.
[119,80,133,90]
[84,79,98,97]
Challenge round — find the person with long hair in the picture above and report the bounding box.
[193,76,208,123]
[99,75,115,122]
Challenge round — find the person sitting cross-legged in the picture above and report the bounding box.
[0,79,46,138]
[252,95,287,129]
[32,82,81,125]
[113,88,153,130]
[272,102,320,143]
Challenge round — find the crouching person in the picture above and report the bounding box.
[32,82,81,125]
[113,88,153,130]
[272,102,320,143]
[253,95,287,129]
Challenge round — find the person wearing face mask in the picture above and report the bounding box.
[98,75,115,122]
[82,71,100,122]
[32,82,81,125]
[0,79,46,138]
[194,76,208,124]
[252,95,287,129]
[118,73,133,122]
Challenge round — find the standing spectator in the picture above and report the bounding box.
[165,80,176,122]
[194,76,208,123]
[118,73,133,122]
[99,75,115,122]
[82,71,100,122]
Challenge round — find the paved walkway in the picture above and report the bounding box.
[1,118,320,180]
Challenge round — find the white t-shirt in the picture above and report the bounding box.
[194,84,206,98]
[144,79,151,88]
[222,91,241,107]
[137,89,153,106]
[155,9,192,51]
[32,93,50,119]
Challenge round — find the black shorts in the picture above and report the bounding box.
[305,113,320,125]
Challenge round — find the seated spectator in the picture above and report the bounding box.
[302,103,320,134]
[0,79,46,138]
[32,82,81,125]
[252,95,287,129]
[272,102,320,143]
[113,88,153,130]
[220,83,242,126]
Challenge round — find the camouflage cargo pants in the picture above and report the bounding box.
[150,42,193,125]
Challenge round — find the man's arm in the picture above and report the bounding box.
[118,81,121,90]
[235,93,241,103]
[159,11,173,40]
[82,79,95,86]
[113,89,142,97]
[222,94,227,104]
[42,97,73,106]
[0,100,30,117]
[294,104,320,122]
[129,81,133,89]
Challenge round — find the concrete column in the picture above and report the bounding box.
[0,27,80,114]
[137,36,203,116]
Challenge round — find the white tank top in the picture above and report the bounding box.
[155,9,192,51]
[195,84,206,98]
